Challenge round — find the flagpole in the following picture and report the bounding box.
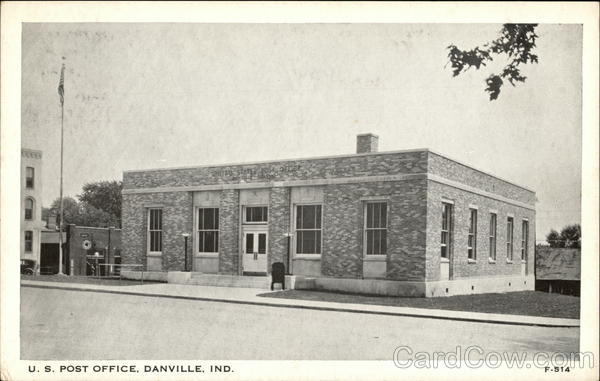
[57,62,65,275]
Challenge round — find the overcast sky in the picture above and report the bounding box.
[21,23,582,239]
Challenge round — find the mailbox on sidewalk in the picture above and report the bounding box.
[271,262,285,291]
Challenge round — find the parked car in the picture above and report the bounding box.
[20,259,35,275]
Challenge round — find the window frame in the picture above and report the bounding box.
[243,205,268,224]
[25,167,35,189]
[440,202,453,261]
[24,230,33,252]
[506,216,514,262]
[521,219,529,262]
[197,207,220,254]
[147,208,163,255]
[294,203,323,257]
[24,197,34,221]
[467,208,477,261]
[489,213,497,262]
[363,201,388,257]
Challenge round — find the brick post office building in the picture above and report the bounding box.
[122,134,536,296]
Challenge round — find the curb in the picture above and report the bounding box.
[21,283,580,328]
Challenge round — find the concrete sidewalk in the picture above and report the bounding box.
[20,279,579,328]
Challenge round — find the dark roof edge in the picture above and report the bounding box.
[123,148,535,194]
[122,148,429,174]
[427,150,536,194]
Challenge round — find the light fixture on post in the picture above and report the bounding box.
[182,233,191,271]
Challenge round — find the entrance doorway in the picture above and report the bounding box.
[242,227,268,275]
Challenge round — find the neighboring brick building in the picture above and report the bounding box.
[66,225,122,276]
[21,148,43,274]
[40,225,122,275]
[121,134,536,296]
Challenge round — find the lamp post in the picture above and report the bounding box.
[94,251,100,277]
[107,226,115,275]
[182,233,191,271]
[283,232,293,275]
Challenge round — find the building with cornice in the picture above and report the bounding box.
[21,148,43,273]
[121,134,536,297]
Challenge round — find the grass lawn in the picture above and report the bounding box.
[258,290,580,319]
[20,274,163,287]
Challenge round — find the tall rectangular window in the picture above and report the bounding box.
[25,231,33,252]
[26,167,34,189]
[489,213,497,260]
[441,202,453,259]
[198,208,219,253]
[296,205,322,254]
[148,209,163,253]
[364,202,387,255]
[468,208,477,260]
[25,198,34,220]
[521,220,529,261]
[506,216,514,261]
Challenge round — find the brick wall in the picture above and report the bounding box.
[218,189,239,274]
[121,149,535,283]
[321,180,428,281]
[428,152,535,205]
[426,180,535,281]
[123,151,428,189]
[67,225,121,275]
[268,187,290,272]
[121,192,192,271]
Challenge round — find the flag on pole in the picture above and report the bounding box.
[58,63,65,105]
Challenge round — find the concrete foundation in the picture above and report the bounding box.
[120,270,168,282]
[294,274,535,297]
[121,270,534,298]
[167,271,192,284]
[425,274,535,297]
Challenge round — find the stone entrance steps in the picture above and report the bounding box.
[188,273,271,289]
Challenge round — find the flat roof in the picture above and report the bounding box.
[123,148,535,193]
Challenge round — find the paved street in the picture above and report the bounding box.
[21,287,579,360]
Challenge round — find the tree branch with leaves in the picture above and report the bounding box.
[447,24,539,100]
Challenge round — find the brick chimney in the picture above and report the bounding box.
[356,133,379,154]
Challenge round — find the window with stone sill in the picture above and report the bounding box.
[24,230,33,252]
[468,208,477,260]
[25,198,34,220]
[198,208,219,253]
[489,213,497,260]
[295,204,322,255]
[506,216,514,261]
[521,219,529,261]
[147,208,163,253]
[26,167,34,189]
[364,201,387,256]
[441,202,453,259]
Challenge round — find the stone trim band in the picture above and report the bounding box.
[122,173,535,210]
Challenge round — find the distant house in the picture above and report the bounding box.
[535,246,580,296]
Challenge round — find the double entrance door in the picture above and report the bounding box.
[242,226,268,274]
